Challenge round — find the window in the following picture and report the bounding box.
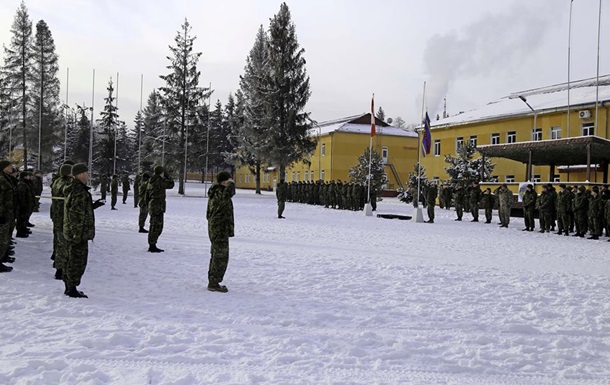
[263,174,270,183]
[507,131,517,144]
[531,128,542,141]
[382,147,389,163]
[310,171,314,181]
[505,175,515,183]
[321,143,326,156]
[304,171,309,182]
[297,172,300,182]
[533,175,541,183]
[491,176,499,182]
[238,174,242,184]
[291,172,295,182]
[582,123,595,136]
[456,137,464,152]
[433,140,441,156]
[550,126,561,140]
[491,133,500,145]
[469,135,477,147]
[245,174,251,183]
[553,175,561,183]
[320,170,325,181]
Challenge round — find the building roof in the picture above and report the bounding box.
[477,136,610,166]
[311,113,418,138]
[431,75,610,128]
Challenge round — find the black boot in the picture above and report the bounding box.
[16,231,29,238]
[148,244,164,253]
[26,222,35,227]
[0,263,13,273]
[54,269,63,280]
[2,255,15,263]
[66,286,88,298]
[207,283,228,293]
[139,227,149,233]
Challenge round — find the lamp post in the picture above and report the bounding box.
[518,95,537,182]
[307,117,322,180]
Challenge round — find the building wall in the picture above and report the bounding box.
[235,131,419,191]
[422,106,609,186]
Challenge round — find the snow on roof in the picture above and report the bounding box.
[432,75,610,128]
[311,114,418,138]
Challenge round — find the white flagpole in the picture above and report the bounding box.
[367,94,374,202]
[138,74,143,174]
[89,69,95,184]
[567,0,573,138]
[114,72,119,175]
[414,82,426,223]
[595,0,602,135]
[64,67,69,162]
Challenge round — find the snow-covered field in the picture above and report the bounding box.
[1,182,609,385]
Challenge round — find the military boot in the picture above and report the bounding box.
[65,286,88,298]
[139,227,149,233]
[54,269,63,280]
[0,263,13,273]
[148,244,164,253]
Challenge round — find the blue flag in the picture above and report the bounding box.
[422,112,432,157]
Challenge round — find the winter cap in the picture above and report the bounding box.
[154,165,164,175]
[592,186,599,193]
[546,183,553,188]
[71,163,89,176]
[578,186,586,192]
[63,160,75,166]
[527,184,533,189]
[217,171,231,183]
[0,160,11,171]
[142,172,150,180]
[60,164,72,176]
[559,183,566,189]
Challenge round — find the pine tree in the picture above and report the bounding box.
[400,162,431,207]
[376,106,386,122]
[208,99,232,171]
[263,3,316,180]
[187,100,209,179]
[95,77,120,177]
[31,19,61,171]
[234,25,271,194]
[348,147,387,191]
[3,1,34,168]
[159,18,209,194]
[444,141,495,186]
[133,110,144,173]
[393,116,405,128]
[140,90,164,171]
[69,104,92,165]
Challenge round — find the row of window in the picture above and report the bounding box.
[319,143,390,161]
[432,123,596,156]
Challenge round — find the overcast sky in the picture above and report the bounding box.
[1,0,609,129]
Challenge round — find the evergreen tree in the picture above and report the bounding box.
[376,106,386,122]
[69,104,92,165]
[115,120,134,173]
[233,25,270,194]
[348,147,387,191]
[187,100,209,180]
[140,90,164,171]
[400,162,431,207]
[159,18,209,194]
[207,99,232,172]
[0,74,18,158]
[393,116,405,128]
[3,1,34,168]
[133,110,144,173]
[31,19,61,171]
[95,77,120,177]
[444,141,495,186]
[262,3,316,180]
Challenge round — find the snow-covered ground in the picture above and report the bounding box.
[1,182,609,385]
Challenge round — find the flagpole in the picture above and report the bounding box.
[364,93,375,216]
[89,69,95,185]
[595,0,601,135]
[414,82,426,223]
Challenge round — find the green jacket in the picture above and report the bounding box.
[588,194,602,218]
[207,182,235,240]
[122,175,131,192]
[522,189,537,209]
[556,189,570,213]
[17,179,35,214]
[0,173,15,220]
[111,178,119,194]
[573,192,588,213]
[63,180,95,243]
[481,191,494,209]
[146,174,175,214]
[276,182,287,202]
[539,191,553,213]
[469,187,482,206]
[425,185,438,206]
[138,179,149,207]
[50,176,74,226]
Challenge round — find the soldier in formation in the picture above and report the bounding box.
[453,184,465,221]
[206,171,235,293]
[146,166,175,253]
[122,173,131,205]
[521,184,537,232]
[50,161,75,280]
[468,182,482,222]
[496,184,513,228]
[276,179,287,219]
[110,175,119,210]
[138,172,151,233]
[0,160,16,272]
[100,175,109,201]
[424,183,437,223]
[286,180,369,212]
[481,187,494,224]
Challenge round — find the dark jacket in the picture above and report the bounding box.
[63,180,95,243]
[146,174,175,215]
[207,182,235,240]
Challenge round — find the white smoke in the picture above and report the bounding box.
[423,3,562,116]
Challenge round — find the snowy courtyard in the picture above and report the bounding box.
[1,183,609,385]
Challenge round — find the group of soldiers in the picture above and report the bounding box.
[425,180,610,240]
[278,180,379,215]
[98,173,135,210]
[0,162,45,273]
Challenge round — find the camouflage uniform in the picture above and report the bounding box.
[121,174,131,204]
[100,176,108,200]
[573,187,588,237]
[146,173,175,247]
[276,181,287,218]
[538,188,553,232]
[556,186,570,235]
[0,169,15,261]
[110,176,119,209]
[522,187,537,231]
[453,185,465,221]
[138,175,150,229]
[16,174,35,236]
[207,181,235,286]
[588,190,602,239]
[63,180,95,289]
[469,185,482,222]
[425,184,438,223]
[497,185,513,227]
[133,174,141,208]
[50,174,74,272]
[481,188,494,224]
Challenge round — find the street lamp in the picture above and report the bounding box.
[307,117,322,180]
[518,96,538,136]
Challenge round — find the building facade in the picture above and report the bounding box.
[235,113,419,192]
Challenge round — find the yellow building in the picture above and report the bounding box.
[235,113,419,192]
[423,76,610,188]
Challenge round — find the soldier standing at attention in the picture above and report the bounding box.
[100,175,109,201]
[497,183,513,228]
[538,185,552,233]
[138,172,151,233]
[146,166,175,253]
[522,184,537,232]
[0,160,15,273]
[573,186,588,237]
[556,184,570,236]
[63,163,105,298]
[469,182,482,222]
[481,187,494,224]
[453,184,465,221]
[110,175,119,210]
[50,163,75,280]
[588,186,602,240]
[206,171,235,293]
[16,172,35,238]
[424,183,438,224]
[121,173,131,204]
[276,179,287,219]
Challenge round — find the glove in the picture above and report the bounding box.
[0,216,6,225]
[92,199,106,210]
